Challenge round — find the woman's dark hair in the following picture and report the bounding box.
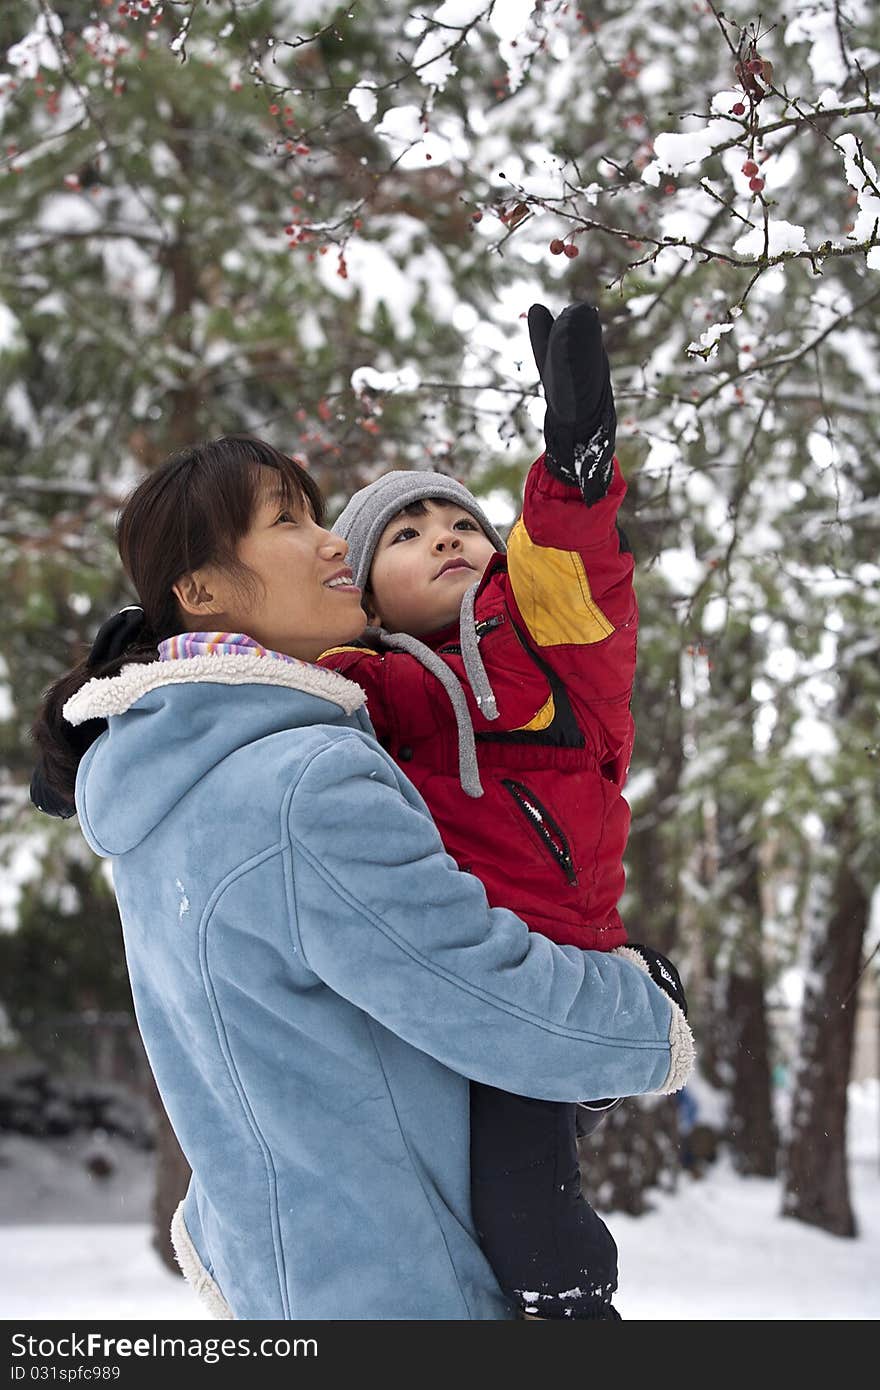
[31,435,325,815]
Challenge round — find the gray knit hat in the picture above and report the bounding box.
[333,470,506,592]
[332,471,508,800]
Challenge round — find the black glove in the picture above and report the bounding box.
[528,302,617,505]
[619,943,688,1018]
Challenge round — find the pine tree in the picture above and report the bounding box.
[3,0,879,1252]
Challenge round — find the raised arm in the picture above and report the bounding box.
[504,303,636,773]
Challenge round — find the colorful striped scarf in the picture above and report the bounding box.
[158,632,302,666]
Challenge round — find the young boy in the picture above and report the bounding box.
[320,302,691,1319]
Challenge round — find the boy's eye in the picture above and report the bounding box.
[275,509,298,525]
[390,526,418,543]
[454,519,478,531]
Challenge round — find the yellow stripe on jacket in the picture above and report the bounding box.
[506,518,615,648]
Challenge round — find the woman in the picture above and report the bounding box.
[32,436,693,1320]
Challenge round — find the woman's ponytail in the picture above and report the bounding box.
[30,610,158,818]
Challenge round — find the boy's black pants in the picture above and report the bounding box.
[470,1082,619,1320]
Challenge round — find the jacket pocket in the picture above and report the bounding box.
[500,778,578,886]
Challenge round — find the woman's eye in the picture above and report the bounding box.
[275,511,296,525]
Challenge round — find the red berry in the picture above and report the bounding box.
[269,104,280,116]
[471,211,483,223]
[549,239,565,254]
[563,244,579,258]
[732,102,746,116]
[742,160,758,176]
[749,176,764,192]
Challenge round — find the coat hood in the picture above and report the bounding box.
[64,654,368,857]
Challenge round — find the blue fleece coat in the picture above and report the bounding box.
[65,651,692,1321]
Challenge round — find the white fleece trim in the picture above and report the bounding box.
[170,1202,234,1320]
[613,946,696,1095]
[63,653,366,726]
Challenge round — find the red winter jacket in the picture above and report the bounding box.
[319,455,636,950]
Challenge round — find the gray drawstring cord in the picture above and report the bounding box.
[374,624,485,799]
[458,581,500,723]
[373,585,501,800]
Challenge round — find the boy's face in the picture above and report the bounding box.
[367,500,498,636]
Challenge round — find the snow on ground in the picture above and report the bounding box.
[2,1223,210,1321]
[2,1081,878,1320]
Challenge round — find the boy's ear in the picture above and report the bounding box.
[362,587,382,627]
[173,568,223,619]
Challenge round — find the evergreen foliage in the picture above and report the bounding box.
[2,0,878,1229]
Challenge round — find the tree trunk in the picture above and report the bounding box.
[781,807,868,1236]
[150,1087,192,1272]
[781,618,876,1240]
[578,1095,680,1215]
[724,966,777,1175]
[624,655,684,959]
[713,622,777,1176]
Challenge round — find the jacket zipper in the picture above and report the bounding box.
[501,779,578,886]
[438,613,505,657]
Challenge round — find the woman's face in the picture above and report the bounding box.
[177,474,367,662]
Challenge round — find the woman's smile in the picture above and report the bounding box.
[323,567,361,595]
